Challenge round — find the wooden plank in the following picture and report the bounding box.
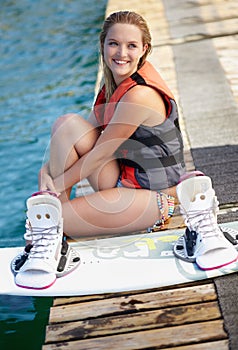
[52,280,212,307]
[53,292,116,306]
[42,319,227,350]
[45,301,221,343]
[163,0,238,44]
[52,281,214,307]
[213,35,238,104]
[49,284,217,323]
[162,339,229,350]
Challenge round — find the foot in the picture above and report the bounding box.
[174,175,238,270]
[11,193,80,289]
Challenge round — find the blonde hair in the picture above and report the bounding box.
[100,11,152,101]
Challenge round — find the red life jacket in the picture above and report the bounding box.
[94,61,185,190]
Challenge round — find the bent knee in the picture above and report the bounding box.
[52,113,89,134]
[51,113,83,135]
[51,113,99,154]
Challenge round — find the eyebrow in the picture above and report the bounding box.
[107,38,139,43]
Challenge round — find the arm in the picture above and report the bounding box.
[38,162,61,195]
[53,86,166,193]
[38,110,100,193]
[88,109,101,129]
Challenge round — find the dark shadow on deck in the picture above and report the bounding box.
[191,145,238,221]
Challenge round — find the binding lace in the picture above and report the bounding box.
[24,221,62,259]
[180,196,220,239]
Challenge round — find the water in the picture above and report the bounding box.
[0,0,106,348]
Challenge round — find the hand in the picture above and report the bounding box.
[38,164,61,196]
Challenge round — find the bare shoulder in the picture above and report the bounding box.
[121,85,166,115]
[120,85,166,125]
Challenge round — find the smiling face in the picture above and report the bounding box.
[103,23,148,85]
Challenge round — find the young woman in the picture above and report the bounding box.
[38,11,185,238]
[14,12,237,290]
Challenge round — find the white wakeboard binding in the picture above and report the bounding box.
[173,173,238,270]
[11,192,80,289]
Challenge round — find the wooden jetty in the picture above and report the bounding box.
[43,283,228,350]
[42,0,238,349]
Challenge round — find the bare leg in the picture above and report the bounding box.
[41,113,170,238]
[47,113,119,202]
[62,187,168,238]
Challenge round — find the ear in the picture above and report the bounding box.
[142,44,148,56]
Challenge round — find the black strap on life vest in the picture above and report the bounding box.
[128,122,180,149]
[119,151,185,171]
[130,71,146,85]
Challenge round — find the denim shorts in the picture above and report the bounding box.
[116,178,124,188]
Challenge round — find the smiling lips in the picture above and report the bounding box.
[113,59,129,65]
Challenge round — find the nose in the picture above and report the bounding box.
[117,44,127,58]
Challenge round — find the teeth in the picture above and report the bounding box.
[114,60,127,65]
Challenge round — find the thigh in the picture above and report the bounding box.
[62,188,159,238]
[49,113,99,181]
[51,113,99,157]
[51,113,120,191]
[87,157,120,191]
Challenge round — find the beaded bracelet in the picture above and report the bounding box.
[166,194,175,218]
[156,191,166,225]
[147,192,175,233]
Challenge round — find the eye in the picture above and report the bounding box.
[108,41,118,46]
[128,43,137,49]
